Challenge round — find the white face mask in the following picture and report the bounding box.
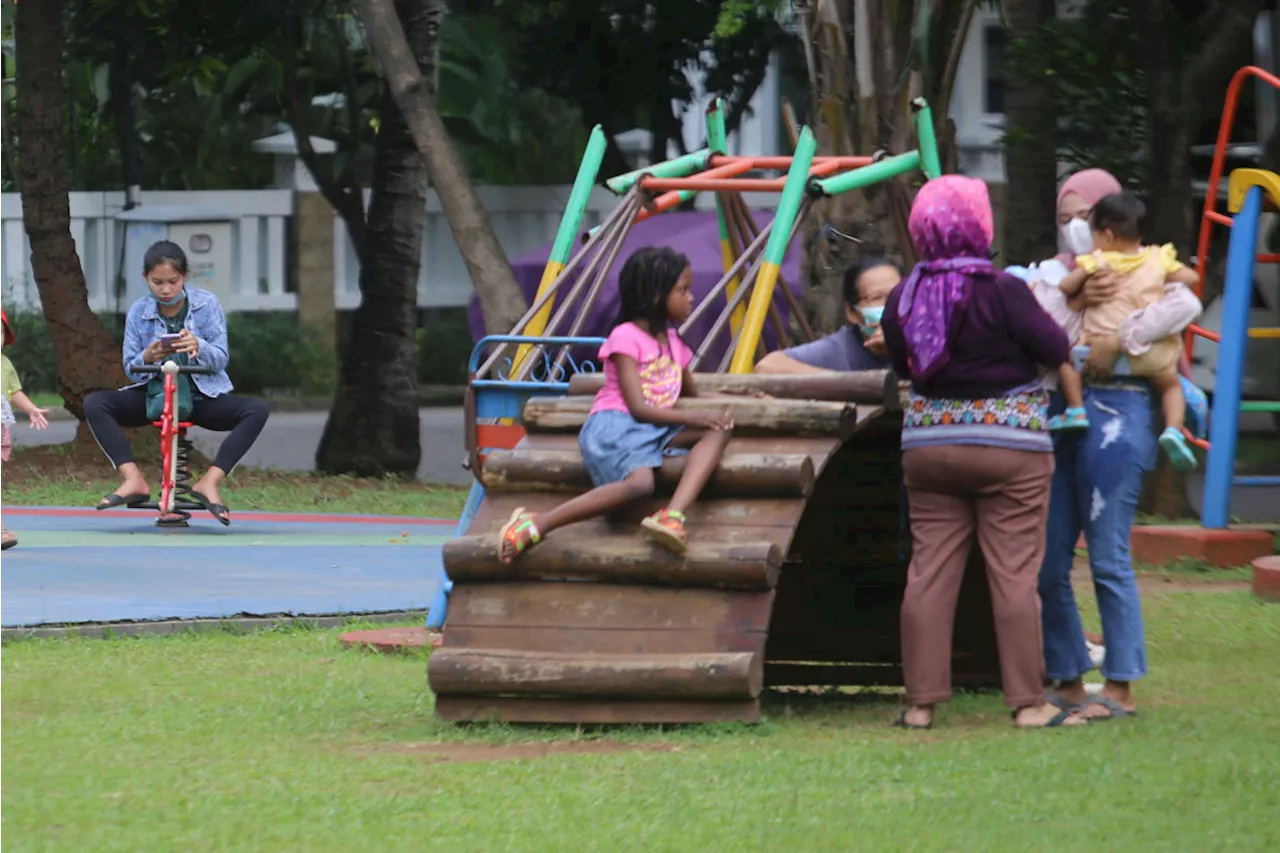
[1061,217,1093,256]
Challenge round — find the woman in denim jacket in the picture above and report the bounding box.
[86,241,269,526]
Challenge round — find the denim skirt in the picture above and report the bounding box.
[578,409,686,487]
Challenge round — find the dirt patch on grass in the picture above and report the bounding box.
[358,740,683,764]
[1069,554,1249,595]
[5,431,194,486]
[1134,575,1251,595]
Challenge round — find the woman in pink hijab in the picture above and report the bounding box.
[1054,168,1123,269]
[1033,169,1203,721]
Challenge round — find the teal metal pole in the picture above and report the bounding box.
[812,150,922,196]
[911,98,943,180]
[728,126,817,374]
[606,148,712,195]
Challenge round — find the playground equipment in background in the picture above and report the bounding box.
[1187,65,1280,529]
[130,362,214,528]
[425,101,1000,724]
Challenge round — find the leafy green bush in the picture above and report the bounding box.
[415,308,473,386]
[224,313,336,396]
[2,311,125,394]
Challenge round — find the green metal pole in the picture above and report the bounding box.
[911,98,942,180]
[705,98,747,335]
[812,150,922,196]
[729,126,817,374]
[606,148,712,195]
[512,124,607,373]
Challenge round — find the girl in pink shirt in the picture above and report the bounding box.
[500,247,733,561]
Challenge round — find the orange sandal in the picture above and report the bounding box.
[641,508,687,555]
[498,506,541,564]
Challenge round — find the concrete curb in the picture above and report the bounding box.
[41,386,467,422]
[1,609,427,641]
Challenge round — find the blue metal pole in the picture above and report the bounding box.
[425,479,485,630]
[1200,184,1261,529]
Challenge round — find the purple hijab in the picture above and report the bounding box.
[898,176,997,382]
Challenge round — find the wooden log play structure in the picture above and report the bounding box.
[432,99,1001,723]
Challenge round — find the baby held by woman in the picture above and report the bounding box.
[1051,191,1199,470]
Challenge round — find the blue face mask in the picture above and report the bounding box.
[858,304,885,337]
[154,288,186,307]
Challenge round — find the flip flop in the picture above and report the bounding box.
[1074,696,1137,720]
[96,492,150,510]
[1044,691,1075,711]
[892,711,932,730]
[1013,708,1088,728]
[190,490,232,527]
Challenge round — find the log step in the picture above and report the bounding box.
[566,370,898,407]
[433,696,761,724]
[428,648,764,699]
[481,448,815,498]
[444,534,782,589]
[522,396,859,439]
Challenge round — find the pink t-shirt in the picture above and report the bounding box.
[589,322,694,415]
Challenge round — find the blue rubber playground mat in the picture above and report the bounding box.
[0,508,453,627]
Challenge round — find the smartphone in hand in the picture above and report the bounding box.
[157,333,183,353]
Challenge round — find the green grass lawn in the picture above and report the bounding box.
[4,586,1278,852]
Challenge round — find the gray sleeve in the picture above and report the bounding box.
[781,334,848,371]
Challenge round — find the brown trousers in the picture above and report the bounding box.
[900,444,1054,709]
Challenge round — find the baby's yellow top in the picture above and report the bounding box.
[0,353,20,399]
[1075,243,1184,276]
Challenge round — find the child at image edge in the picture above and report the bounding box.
[1051,191,1199,470]
[2,309,52,550]
[499,246,734,562]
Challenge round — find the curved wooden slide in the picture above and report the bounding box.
[430,371,1001,723]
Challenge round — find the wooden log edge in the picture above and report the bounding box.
[523,396,858,440]
[481,448,815,498]
[428,648,764,699]
[443,535,782,590]
[566,370,898,408]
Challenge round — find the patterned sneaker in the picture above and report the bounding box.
[1047,407,1090,431]
[641,508,688,555]
[1,527,16,550]
[1157,426,1198,471]
[498,507,541,564]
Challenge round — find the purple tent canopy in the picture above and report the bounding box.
[466,210,805,373]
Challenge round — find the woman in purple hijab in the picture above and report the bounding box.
[880,176,1083,730]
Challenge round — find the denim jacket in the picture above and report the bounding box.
[122,287,234,397]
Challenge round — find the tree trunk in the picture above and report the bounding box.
[1141,0,1266,253]
[14,0,127,421]
[314,0,436,478]
[999,0,1058,265]
[353,0,527,336]
[797,0,973,336]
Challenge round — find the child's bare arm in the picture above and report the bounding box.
[1058,267,1089,298]
[9,390,50,429]
[616,357,731,430]
[1166,267,1199,288]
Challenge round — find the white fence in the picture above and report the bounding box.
[0,186,639,314]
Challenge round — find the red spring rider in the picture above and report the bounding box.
[131,360,214,528]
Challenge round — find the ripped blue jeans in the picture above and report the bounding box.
[1038,385,1156,682]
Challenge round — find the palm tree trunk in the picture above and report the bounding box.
[353,0,527,336]
[14,0,127,422]
[314,0,436,477]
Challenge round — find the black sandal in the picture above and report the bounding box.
[190,490,232,527]
[1012,708,1088,728]
[96,492,150,510]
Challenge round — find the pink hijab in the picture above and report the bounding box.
[1054,168,1122,268]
